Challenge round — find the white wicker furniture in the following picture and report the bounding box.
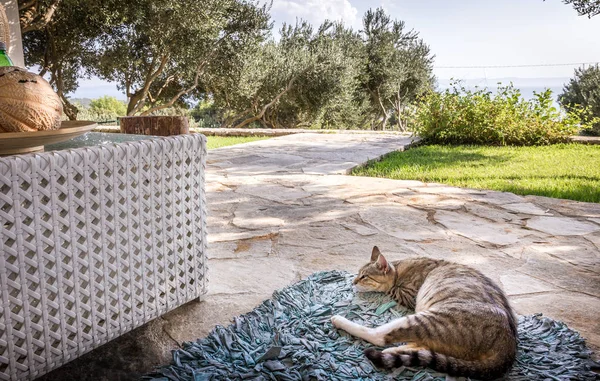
[0,134,208,380]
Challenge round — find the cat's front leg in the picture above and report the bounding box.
[331,315,412,347]
[331,315,386,346]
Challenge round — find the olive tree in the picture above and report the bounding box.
[20,0,271,118]
[21,0,121,119]
[358,8,434,130]
[91,0,271,116]
[263,22,365,129]
[559,64,600,135]
[18,0,61,33]
[209,21,359,129]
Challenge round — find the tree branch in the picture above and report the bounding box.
[128,53,169,115]
[20,0,62,33]
[136,31,234,116]
[124,72,132,98]
[151,74,175,102]
[19,0,38,11]
[232,73,300,129]
[140,62,205,115]
[549,0,600,17]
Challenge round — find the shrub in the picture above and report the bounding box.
[70,96,127,124]
[559,64,600,136]
[89,96,127,116]
[75,106,120,125]
[412,83,583,146]
[190,100,221,128]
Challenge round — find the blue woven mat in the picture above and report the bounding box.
[144,271,599,380]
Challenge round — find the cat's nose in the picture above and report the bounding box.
[352,277,359,285]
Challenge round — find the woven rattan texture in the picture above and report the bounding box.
[0,135,208,380]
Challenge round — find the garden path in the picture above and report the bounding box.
[42,132,600,380]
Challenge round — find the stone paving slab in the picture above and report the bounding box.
[41,133,600,381]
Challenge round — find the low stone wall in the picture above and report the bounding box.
[93,125,600,144]
[570,136,600,145]
[192,128,412,136]
[94,126,413,136]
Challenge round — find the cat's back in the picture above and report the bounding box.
[416,260,516,327]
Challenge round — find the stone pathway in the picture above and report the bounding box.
[42,133,600,381]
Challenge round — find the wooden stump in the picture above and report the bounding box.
[120,116,189,136]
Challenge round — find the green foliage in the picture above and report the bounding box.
[22,3,433,129]
[313,25,369,130]
[89,96,127,116]
[359,8,434,130]
[560,0,600,17]
[208,8,433,130]
[353,144,600,203]
[208,21,366,129]
[190,100,221,128]
[18,0,62,33]
[559,65,600,136]
[263,22,366,129]
[74,108,117,124]
[413,83,581,145]
[21,0,271,117]
[70,96,123,124]
[21,0,123,119]
[92,0,271,116]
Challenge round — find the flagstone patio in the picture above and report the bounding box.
[41,132,600,381]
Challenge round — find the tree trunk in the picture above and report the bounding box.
[232,73,301,129]
[120,116,189,136]
[381,113,390,131]
[127,94,142,116]
[62,98,78,120]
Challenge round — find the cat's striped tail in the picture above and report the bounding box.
[364,347,514,381]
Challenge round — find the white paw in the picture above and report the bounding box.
[382,345,412,354]
[331,315,349,329]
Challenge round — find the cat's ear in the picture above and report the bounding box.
[371,246,382,262]
[371,246,390,274]
[376,253,390,274]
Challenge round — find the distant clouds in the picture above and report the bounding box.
[436,77,568,104]
[70,0,598,99]
[68,1,363,101]
[74,0,365,100]
[71,77,125,101]
[436,77,569,89]
[270,0,360,30]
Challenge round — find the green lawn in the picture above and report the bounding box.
[206,136,269,149]
[353,144,600,203]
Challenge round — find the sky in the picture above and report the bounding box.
[71,0,600,100]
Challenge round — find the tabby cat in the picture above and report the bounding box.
[331,246,517,380]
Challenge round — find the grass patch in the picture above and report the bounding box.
[353,144,600,203]
[206,136,270,149]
